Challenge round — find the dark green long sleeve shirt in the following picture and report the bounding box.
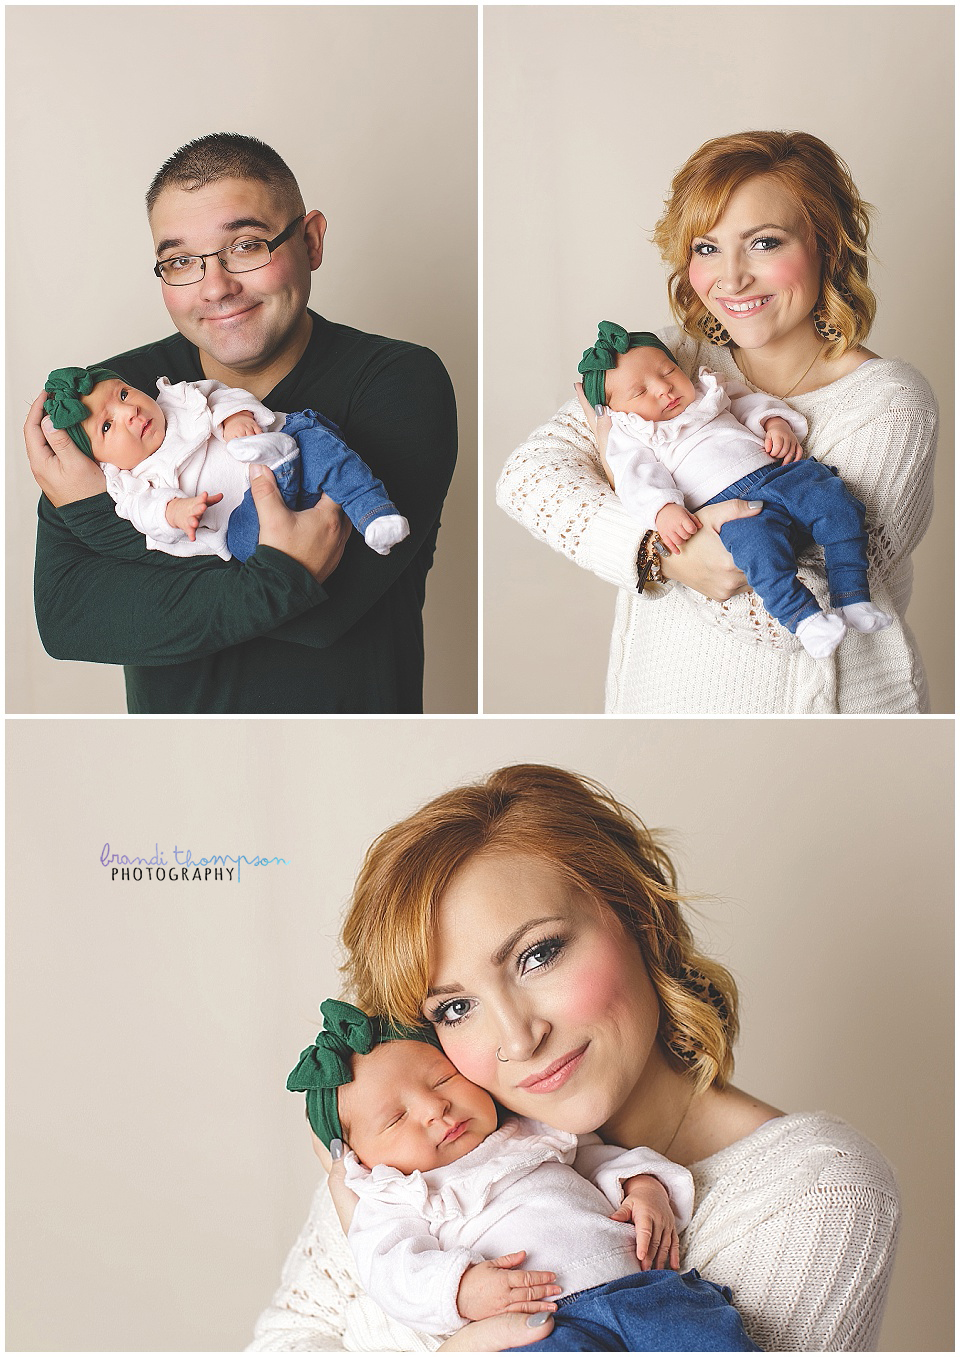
[34,312,458,713]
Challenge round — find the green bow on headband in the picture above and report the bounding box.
[578,323,678,409]
[286,998,442,1148]
[43,365,124,458]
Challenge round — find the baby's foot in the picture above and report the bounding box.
[839,602,893,633]
[364,513,410,555]
[796,610,847,659]
[227,431,298,469]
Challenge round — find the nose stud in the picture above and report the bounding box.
[496,1048,509,1064]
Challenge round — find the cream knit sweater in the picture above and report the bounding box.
[496,330,938,713]
[248,1112,900,1352]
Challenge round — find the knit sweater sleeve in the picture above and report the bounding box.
[495,399,648,590]
[810,364,938,589]
[247,1182,440,1353]
[683,1114,901,1352]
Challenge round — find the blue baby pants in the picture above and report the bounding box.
[701,460,870,633]
[227,410,401,562]
[507,1269,760,1352]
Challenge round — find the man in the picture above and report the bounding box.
[26,134,458,713]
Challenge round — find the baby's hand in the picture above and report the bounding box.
[222,411,261,441]
[456,1251,561,1322]
[610,1174,680,1271]
[763,417,804,464]
[655,502,701,554]
[165,490,224,542]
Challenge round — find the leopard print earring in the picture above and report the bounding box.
[698,311,732,347]
[813,306,843,342]
[665,964,731,1067]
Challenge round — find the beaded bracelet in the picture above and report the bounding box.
[636,531,667,592]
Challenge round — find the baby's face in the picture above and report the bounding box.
[80,379,166,469]
[604,346,696,422]
[338,1040,498,1174]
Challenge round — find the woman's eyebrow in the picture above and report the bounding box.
[425,915,566,997]
[696,221,788,243]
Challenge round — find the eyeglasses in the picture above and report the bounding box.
[153,215,305,286]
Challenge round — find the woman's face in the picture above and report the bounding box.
[687,174,822,352]
[423,850,662,1134]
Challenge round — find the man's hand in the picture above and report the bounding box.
[222,411,261,441]
[165,491,224,542]
[24,391,107,507]
[457,1253,560,1321]
[655,502,701,554]
[610,1174,679,1271]
[763,416,804,464]
[248,464,351,582]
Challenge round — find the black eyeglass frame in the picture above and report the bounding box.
[153,214,305,285]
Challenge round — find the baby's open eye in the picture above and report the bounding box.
[101,420,112,435]
[119,388,129,401]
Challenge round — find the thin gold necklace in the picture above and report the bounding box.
[738,341,825,400]
[663,1082,698,1159]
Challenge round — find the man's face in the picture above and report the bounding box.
[149,177,324,378]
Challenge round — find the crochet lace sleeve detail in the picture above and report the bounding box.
[247,1184,358,1351]
[247,1182,440,1353]
[496,400,648,591]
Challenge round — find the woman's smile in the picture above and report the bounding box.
[517,1042,590,1093]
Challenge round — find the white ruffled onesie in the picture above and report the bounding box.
[604,366,807,533]
[100,377,292,560]
[342,1115,693,1335]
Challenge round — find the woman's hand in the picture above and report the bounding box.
[574,382,615,486]
[438,1311,556,1350]
[659,500,762,600]
[312,1133,359,1233]
[24,391,107,506]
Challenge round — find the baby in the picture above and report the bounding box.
[287,999,759,1352]
[578,323,892,659]
[42,365,409,561]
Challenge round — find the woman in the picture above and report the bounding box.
[496,132,938,713]
[251,765,900,1351]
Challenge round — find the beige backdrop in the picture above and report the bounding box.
[6,717,953,1351]
[483,6,954,713]
[6,6,478,714]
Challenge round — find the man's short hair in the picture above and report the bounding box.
[146,133,305,217]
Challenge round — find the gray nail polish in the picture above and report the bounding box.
[594,404,604,416]
[747,500,763,509]
[330,1138,344,1161]
[527,1312,551,1328]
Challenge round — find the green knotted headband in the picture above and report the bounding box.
[43,365,125,458]
[578,323,678,409]
[287,998,442,1148]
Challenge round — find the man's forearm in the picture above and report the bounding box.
[34,505,326,667]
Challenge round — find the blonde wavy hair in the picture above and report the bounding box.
[652,130,876,359]
[341,764,739,1094]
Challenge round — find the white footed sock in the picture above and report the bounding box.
[364,514,410,555]
[227,431,299,469]
[795,610,847,659]
[839,602,893,633]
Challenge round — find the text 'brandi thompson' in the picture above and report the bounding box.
[100,843,289,882]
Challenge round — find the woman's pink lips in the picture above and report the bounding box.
[517,1043,589,1093]
[715,294,773,315]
